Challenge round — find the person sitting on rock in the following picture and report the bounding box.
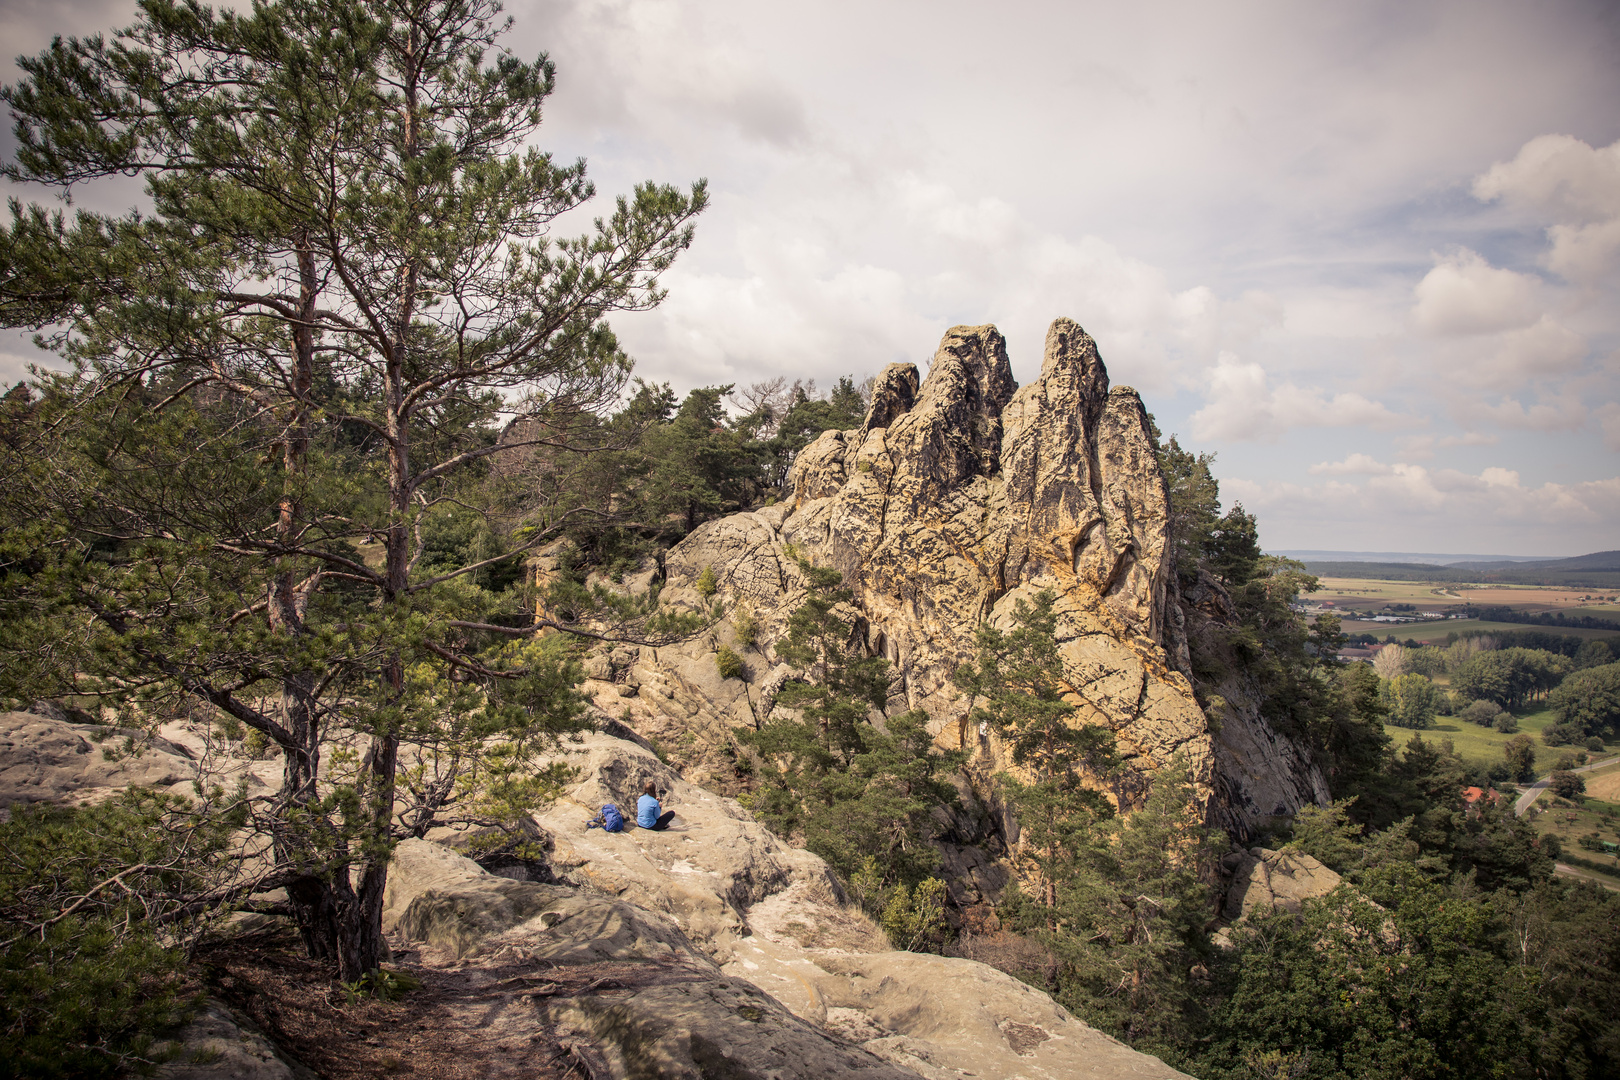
[637,781,675,831]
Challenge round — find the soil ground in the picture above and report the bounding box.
[192,926,582,1080]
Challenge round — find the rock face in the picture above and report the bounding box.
[1220,847,1343,921]
[383,840,917,1080]
[585,319,1325,838]
[395,732,1194,1080]
[0,710,197,808]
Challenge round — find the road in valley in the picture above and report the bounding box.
[1515,754,1620,816]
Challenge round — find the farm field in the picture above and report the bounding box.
[1343,618,1618,644]
[1315,577,1620,612]
[1383,706,1611,777]
[1526,767,1620,881]
[1587,761,1620,803]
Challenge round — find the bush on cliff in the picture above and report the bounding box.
[741,560,962,929]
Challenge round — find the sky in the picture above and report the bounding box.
[3,0,1619,556]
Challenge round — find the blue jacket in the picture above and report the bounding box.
[636,794,660,829]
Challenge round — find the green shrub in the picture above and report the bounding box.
[1550,770,1587,800]
[880,877,948,952]
[1544,722,1584,746]
[341,967,422,1005]
[849,856,949,952]
[1493,712,1518,733]
[733,607,758,649]
[695,565,718,598]
[715,645,745,680]
[0,793,237,1077]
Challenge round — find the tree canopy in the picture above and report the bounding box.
[0,0,704,979]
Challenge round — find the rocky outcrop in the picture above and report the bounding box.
[585,318,1325,839]
[383,840,917,1080]
[1220,847,1342,921]
[156,1003,312,1080]
[1179,572,1333,823]
[0,709,197,808]
[396,732,1194,1080]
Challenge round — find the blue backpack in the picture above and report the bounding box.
[600,803,624,832]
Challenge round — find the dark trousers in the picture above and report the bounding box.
[648,810,675,831]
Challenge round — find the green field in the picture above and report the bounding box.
[1526,761,1620,879]
[1384,706,1613,776]
[1316,578,1472,606]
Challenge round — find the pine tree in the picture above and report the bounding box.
[743,559,960,904]
[0,0,704,979]
[952,590,1118,917]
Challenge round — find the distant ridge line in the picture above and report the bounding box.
[1274,549,1559,565]
[1294,550,1620,587]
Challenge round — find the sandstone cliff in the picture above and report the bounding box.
[582,318,1326,841]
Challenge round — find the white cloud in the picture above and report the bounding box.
[1190,352,1410,442]
[1228,466,1620,549]
[1428,315,1589,392]
[1452,395,1587,431]
[1474,134,1620,283]
[1396,432,1499,460]
[1599,403,1620,453]
[1310,453,1394,476]
[1486,317,1586,379]
[617,174,1286,395]
[1412,249,1543,335]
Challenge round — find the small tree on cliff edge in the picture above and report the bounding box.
[952,590,1119,920]
[0,0,704,979]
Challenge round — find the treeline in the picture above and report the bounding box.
[1305,560,1620,588]
[1355,627,1620,657]
[506,375,869,577]
[1464,604,1620,632]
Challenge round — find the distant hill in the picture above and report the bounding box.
[1302,550,1620,588]
[1275,549,1556,565]
[1464,550,1620,573]
[1303,561,1482,582]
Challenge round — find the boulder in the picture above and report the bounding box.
[384,839,705,967]
[0,710,196,808]
[1222,847,1343,921]
[155,1001,312,1080]
[543,976,921,1080]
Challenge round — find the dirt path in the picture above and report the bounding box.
[194,928,627,1080]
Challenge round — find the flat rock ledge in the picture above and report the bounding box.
[388,732,1195,1080]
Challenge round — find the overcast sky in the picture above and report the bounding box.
[4,0,1619,556]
